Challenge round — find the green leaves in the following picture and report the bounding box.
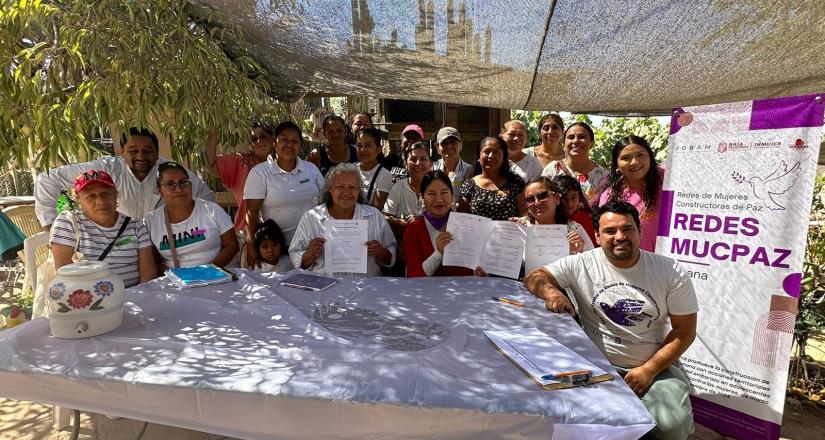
[0,0,293,170]
[794,175,825,345]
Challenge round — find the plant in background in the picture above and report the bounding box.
[0,0,302,170]
[588,117,669,168]
[789,175,825,398]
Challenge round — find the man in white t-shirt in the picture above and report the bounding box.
[524,201,698,440]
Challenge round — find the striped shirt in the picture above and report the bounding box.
[50,210,151,287]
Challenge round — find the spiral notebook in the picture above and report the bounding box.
[165,264,234,288]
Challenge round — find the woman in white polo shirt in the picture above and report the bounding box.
[244,121,325,268]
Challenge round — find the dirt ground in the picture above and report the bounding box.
[1,396,824,440]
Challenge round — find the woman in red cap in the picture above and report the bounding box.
[50,170,157,287]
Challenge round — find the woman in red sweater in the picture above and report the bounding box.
[404,171,482,277]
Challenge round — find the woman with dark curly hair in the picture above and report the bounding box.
[458,136,527,221]
[598,135,664,252]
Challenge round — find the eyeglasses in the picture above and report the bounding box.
[251,134,272,143]
[161,180,191,191]
[525,191,554,205]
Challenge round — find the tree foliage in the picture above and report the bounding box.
[789,175,825,393]
[512,110,670,169]
[0,0,295,169]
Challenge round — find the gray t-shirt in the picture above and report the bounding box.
[546,248,698,367]
[51,210,151,287]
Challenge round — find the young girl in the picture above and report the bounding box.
[254,220,292,273]
[551,174,596,247]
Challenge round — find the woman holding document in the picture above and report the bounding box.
[512,177,593,253]
[458,136,526,221]
[404,171,485,277]
[289,164,396,277]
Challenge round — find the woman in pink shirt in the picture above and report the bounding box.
[203,124,275,232]
[598,135,664,252]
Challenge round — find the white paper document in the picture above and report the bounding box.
[524,225,569,273]
[484,327,607,387]
[442,213,525,279]
[324,219,368,274]
[480,221,527,279]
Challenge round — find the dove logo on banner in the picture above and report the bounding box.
[656,93,823,440]
[732,160,801,211]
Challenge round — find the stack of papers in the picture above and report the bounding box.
[484,327,613,390]
[165,264,234,288]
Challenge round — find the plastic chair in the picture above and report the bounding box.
[23,231,48,293]
[3,205,41,238]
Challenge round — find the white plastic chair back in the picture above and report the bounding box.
[23,231,48,293]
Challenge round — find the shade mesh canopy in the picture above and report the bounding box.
[195,0,825,113]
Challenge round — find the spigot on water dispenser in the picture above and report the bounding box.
[75,322,88,335]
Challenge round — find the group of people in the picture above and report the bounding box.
[33,112,695,440]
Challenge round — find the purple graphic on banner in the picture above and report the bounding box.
[749,94,825,130]
[670,108,693,134]
[690,396,780,439]
[657,190,675,237]
[782,273,802,298]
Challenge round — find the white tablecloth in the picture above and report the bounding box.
[0,270,655,440]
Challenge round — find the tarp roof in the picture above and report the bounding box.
[196,0,825,114]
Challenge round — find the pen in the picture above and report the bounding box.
[491,296,525,307]
[541,369,592,381]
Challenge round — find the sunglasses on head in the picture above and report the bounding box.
[525,191,556,205]
[80,170,103,180]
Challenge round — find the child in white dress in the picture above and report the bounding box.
[254,220,292,273]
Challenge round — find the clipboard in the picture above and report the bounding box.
[484,327,614,390]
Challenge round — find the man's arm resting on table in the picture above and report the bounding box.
[624,313,697,396]
[523,268,575,316]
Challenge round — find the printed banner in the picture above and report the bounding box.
[657,94,824,439]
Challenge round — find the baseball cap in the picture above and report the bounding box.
[436,127,461,145]
[74,169,115,193]
[402,124,424,139]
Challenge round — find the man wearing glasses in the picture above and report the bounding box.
[35,127,215,230]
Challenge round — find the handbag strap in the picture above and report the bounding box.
[98,216,131,261]
[164,208,180,269]
[366,167,381,202]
